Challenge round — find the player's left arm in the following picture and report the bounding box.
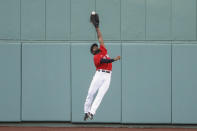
[96,27,105,47]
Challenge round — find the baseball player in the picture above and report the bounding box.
[84,11,121,121]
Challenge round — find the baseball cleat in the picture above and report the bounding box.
[84,113,89,121]
[88,112,94,120]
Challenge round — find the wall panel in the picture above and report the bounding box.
[22,43,70,121]
[0,43,21,121]
[96,0,121,40]
[146,0,171,40]
[172,43,197,124]
[46,0,70,40]
[71,0,95,40]
[21,0,45,40]
[121,0,146,40]
[71,43,121,123]
[0,0,20,40]
[122,43,171,123]
[172,0,196,40]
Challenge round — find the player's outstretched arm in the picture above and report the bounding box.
[100,56,121,64]
[96,27,105,47]
[90,12,105,47]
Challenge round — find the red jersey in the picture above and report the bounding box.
[93,45,112,71]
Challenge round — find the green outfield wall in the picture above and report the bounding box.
[0,0,197,124]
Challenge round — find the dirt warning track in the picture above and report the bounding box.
[0,127,197,131]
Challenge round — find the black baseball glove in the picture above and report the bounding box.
[90,13,99,28]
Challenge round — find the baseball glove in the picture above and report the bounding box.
[90,13,99,28]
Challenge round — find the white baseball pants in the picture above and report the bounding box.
[84,70,112,115]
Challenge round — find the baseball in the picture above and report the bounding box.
[91,11,96,15]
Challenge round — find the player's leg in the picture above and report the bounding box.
[89,73,111,116]
[84,71,103,114]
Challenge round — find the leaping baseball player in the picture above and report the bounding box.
[84,11,121,121]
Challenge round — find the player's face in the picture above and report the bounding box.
[92,46,99,55]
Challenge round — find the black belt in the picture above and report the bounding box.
[98,69,111,73]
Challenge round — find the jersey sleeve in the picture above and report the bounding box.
[99,44,107,55]
[100,58,115,64]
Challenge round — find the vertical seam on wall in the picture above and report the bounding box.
[171,41,173,124]
[126,0,128,40]
[195,0,197,40]
[66,0,68,40]
[45,0,46,40]
[70,0,72,121]
[170,0,173,124]
[170,0,172,41]
[70,42,72,122]
[120,42,122,123]
[20,0,21,41]
[20,42,22,121]
[20,0,22,121]
[120,0,122,124]
[172,0,174,40]
[69,0,71,40]
[145,0,147,40]
[120,0,121,41]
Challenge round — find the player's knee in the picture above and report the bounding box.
[88,92,95,98]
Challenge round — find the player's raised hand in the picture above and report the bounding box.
[114,56,121,61]
[90,11,99,28]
